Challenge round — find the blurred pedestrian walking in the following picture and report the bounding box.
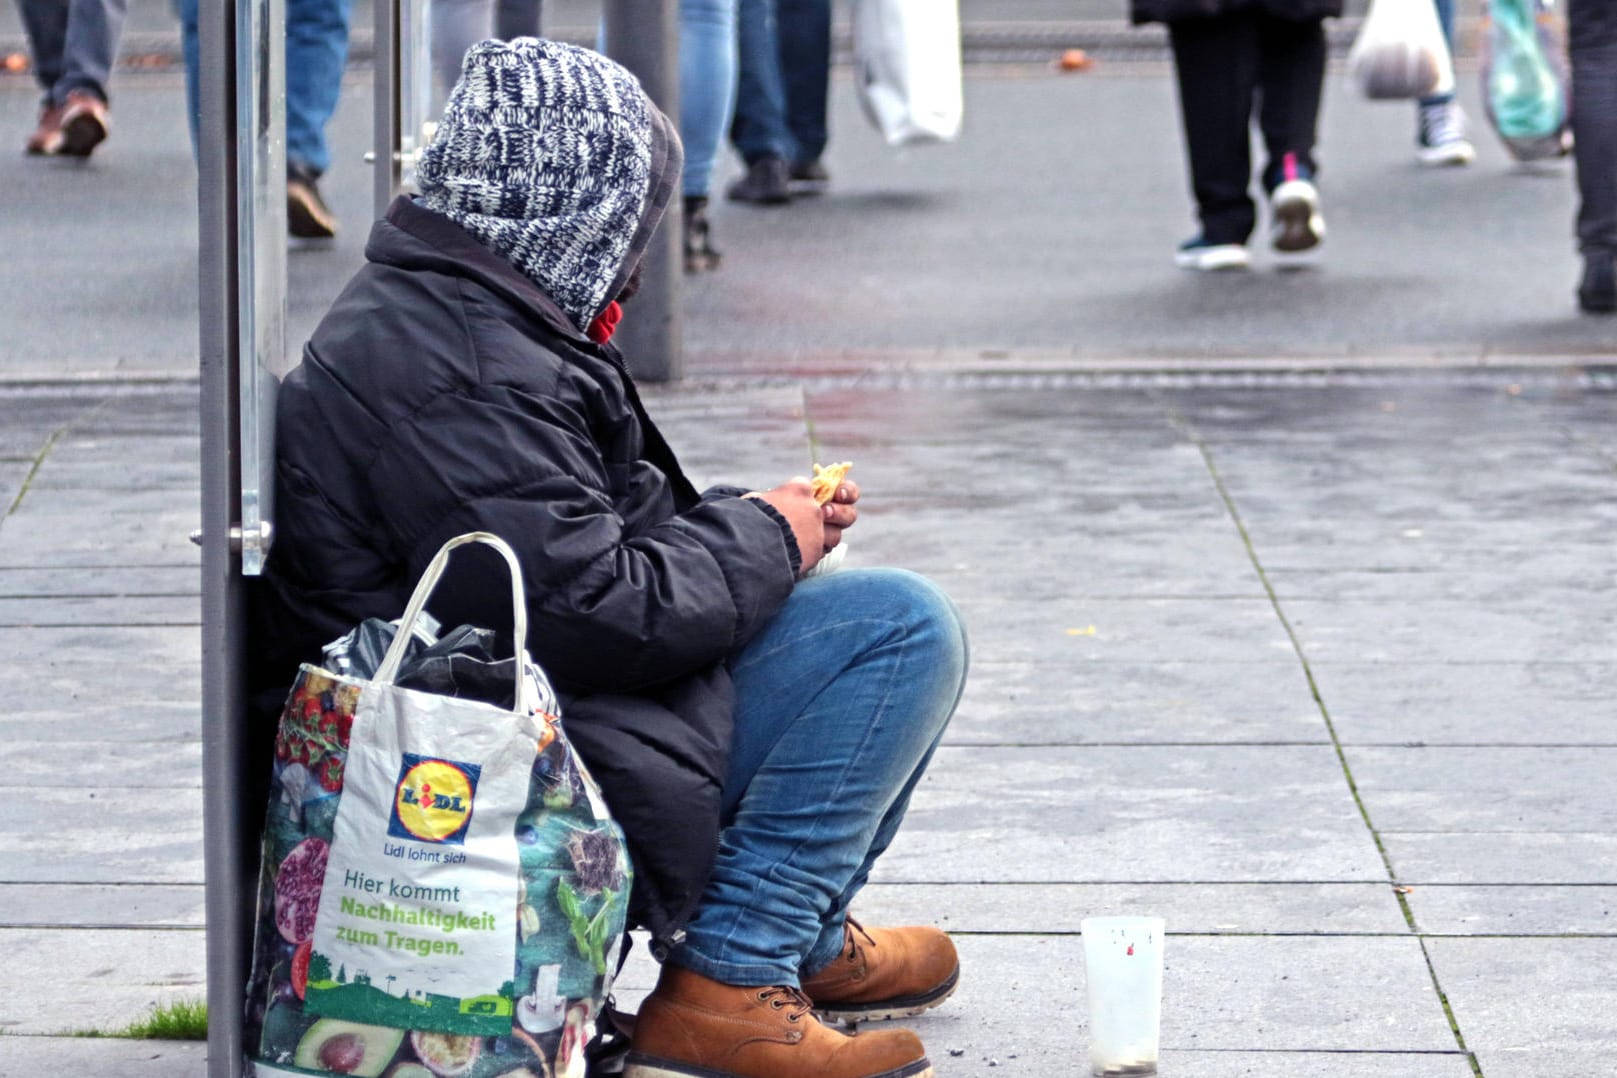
[1133,0,1339,270]
[1569,0,1617,312]
[179,0,351,238]
[1414,0,1475,165]
[727,0,832,204]
[680,0,739,270]
[16,0,126,157]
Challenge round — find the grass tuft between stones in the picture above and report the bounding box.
[74,997,207,1041]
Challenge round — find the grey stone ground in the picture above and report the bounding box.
[2,12,1616,1078]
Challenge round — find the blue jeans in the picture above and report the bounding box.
[179,0,351,174]
[673,568,968,987]
[730,0,831,166]
[680,0,739,198]
[17,0,127,106]
[1419,0,1457,107]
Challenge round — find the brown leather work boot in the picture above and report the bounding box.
[624,965,933,1078]
[800,919,961,1024]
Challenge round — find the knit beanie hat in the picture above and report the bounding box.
[416,38,682,333]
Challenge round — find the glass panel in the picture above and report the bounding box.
[237,0,289,576]
[398,0,435,190]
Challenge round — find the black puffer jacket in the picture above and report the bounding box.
[249,197,799,951]
[1131,0,1341,25]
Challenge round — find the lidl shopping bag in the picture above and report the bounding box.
[246,533,631,1078]
[852,0,964,145]
[1480,0,1572,161]
[1348,0,1455,99]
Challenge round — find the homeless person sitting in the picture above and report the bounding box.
[247,38,968,1078]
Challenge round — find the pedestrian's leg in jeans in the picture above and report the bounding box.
[1168,14,1261,245]
[674,568,967,986]
[1419,0,1456,109]
[16,0,69,103]
[1569,0,1617,260]
[286,0,353,176]
[1254,13,1326,192]
[777,0,831,168]
[680,0,740,200]
[55,0,128,103]
[731,0,794,164]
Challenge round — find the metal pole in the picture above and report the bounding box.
[374,0,401,217]
[604,0,683,382]
[199,0,247,1072]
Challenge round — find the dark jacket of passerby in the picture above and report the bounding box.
[1131,0,1341,25]
[249,41,802,955]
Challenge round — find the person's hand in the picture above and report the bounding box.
[821,477,859,554]
[747,479,827,574]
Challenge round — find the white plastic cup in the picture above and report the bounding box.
[1080,915,1165,1077]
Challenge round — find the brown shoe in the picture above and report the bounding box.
[625,965,933,1078]
[25,101,67,156]
[287,165,339,239]
[57,91,109,157]
[800,919,960,1024]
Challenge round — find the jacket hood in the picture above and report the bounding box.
[414,38,683,332]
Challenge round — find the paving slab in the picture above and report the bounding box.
[0,625,200,703]
[1344,746,1617,833]
[0,565,198,598]
[1265,547,1617,602]
[0,927,206,1035]
[1381,832,1617,886]
[0,701,198,743]
[0,594,198,627]
[1426,938,1617,1059]
[879,744,1386,883]
[0,1037,207,1078]
[950,597,1295,665]
[0,883,207,929]
[1309,662,1617,746]
[2,788,203,884]
[1282,600,1617,665]
[11,739,201,787]
[854,881,1411,935]
[1403,884,1617,936]
[946,660,1326,745]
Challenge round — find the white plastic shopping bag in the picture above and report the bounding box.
[852,0,964,146]
[1348,0,1456,100]
[246,532,630,1078]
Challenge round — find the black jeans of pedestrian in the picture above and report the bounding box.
[1167,12,1327,246]
[1570,0,1617,257]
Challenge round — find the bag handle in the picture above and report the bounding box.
[375,532,533,714]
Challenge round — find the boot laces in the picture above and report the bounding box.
[841,916,878,963]
[757,985,814,1021]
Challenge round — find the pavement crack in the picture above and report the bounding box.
[1156,395,1484,1076]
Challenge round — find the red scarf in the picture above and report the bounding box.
[587,300,622,344]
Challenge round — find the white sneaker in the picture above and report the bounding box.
[1417,101,1476,167]
[1175,236,1251,271]
[1269,180,1325,254]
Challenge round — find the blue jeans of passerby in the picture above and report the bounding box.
[730,0,831,167]
[179,0,351,174]
[1418,0,1458,108]
[17,0,127,106]
[680,0,739,198]
[673,568,967,987]
[1571,0,1617,256]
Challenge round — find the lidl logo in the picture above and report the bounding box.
[388,754,481,845]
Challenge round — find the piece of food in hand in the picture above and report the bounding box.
[810,461,852,505]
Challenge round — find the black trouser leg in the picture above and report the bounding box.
[1569,0,1617,256]
[1255,14,1327,192]
[1169,14,1261,245]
